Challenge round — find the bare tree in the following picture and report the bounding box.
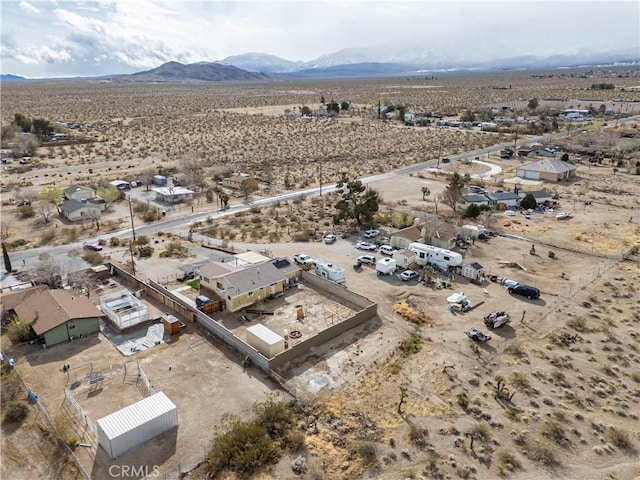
[180,156,208,188]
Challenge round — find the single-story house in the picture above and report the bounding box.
[460,194,490,207]
[222,174,254,190]
[389,225,423,250]
[63,185,96,201]
[516,158,577,182]
[485,192,522,209]
[199,258,300,312]
[153,186,194,204]
[60,198,106,222]
[530,148,556,157]
[519,190,554,205]
[3,287,105,346]
[419,218,458,250]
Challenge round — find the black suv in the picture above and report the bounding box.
[508,284,540,299]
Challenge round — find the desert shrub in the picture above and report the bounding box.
[527,445,559,467]
[497,451,522,473]
[142,209,160,222]
[253,397,292,439]
[285,430,306,452]
[605,426,632,450]
[356,441,377,465]
[510,371,535,394]
[391,212,414,228]
[110,237,121,247]
[399,331,422,356]
[541,420,570,447]
[82,250,104,265]
[4,402,28,422]
[208,420,277,476]
[18,205,35,218]
[136,245,154,257]
[408,424,429,448]
[7,317,34,343]
[10,239,28,248]
[62,227,79,242]
[292,230,312,242]
[159,241,190,258]
[456,392,469,410]
[134,235,149,245]
[39,227,57,245]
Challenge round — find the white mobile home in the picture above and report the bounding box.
[314,260,346,284]
[409,243,463,269]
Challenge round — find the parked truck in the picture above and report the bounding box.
[314,260,346,284]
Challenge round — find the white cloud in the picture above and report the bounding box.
[19,1,40,14]
[1,1,638,77]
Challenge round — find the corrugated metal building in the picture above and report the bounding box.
[97,391,178,459]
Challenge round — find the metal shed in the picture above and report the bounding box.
[97,391,177,459]
[246,324,284,358]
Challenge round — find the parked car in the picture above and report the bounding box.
[83,243,103,251]
[324,234,337,244]
[363,229,380,238]
[357,255,376,265]
[400,270,419,281]
[441,157,450,163]
[466,328,491,342]
[508,283,540,299]
[293,254,315,265]
[356,241,377,251]
[379,245,397,256]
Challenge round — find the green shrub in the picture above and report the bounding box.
[136,245,154,257]
[7,317,34,343]
[208,420,277,476]
[134,235,149,245]
[18,205,35,218]
[285,430,306,452]
[254,397,293,439]
[399,331,422,356]
[4,402,28,422]
[464,203,481,218]
[142,210,159,222]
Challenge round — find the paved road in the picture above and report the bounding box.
[3,115,638,280]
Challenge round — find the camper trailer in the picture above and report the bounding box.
[376,257,398,276]
[409,242,463,269]
[314,260,346,284]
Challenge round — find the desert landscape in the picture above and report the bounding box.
[2,67,640,480]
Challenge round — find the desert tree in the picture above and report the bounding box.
[32,118,53,138]
[28,252,64,288]
[36,186,63,223]
[527,98,539,110]
[520,193,537,210]
[334,176,380,226]
[464,203,481,218]
[87,209,101,230]
[2,242,12,273]
[96,184,122,210]
[240,178,259,200]
[340,101,350,111]
[300,106,312,116]
[138,168,156,191]
[219,191,230,210]
[180,156,208,188]
[460,110,476,122]
[13,113,32,133]
[421,186,431,201]
[442,172,466,212]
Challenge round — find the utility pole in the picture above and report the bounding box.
[318,160,323,197]
[128,197,136,276]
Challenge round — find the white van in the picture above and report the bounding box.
[380,245,397,256]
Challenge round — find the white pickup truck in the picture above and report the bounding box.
[293,254,315,265]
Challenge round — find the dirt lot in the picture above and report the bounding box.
[6,309,285,478]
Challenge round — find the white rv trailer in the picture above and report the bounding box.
[409,242,463,269]
[314,260,346,284]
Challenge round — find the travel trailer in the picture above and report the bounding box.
[409,242,463,269]
[314,260,346,284]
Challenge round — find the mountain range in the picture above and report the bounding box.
[2,47,637,83]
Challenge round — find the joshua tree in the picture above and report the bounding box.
[421,186,431,201]
[397,386,408,415]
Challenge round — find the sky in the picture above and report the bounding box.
[1,0,638,78]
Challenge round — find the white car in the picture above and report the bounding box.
[379,245,397,256]
[363,229,380,238]
[505,210,516,216]
[356,241,377,251]
[400,270,419,281]
[357,255,376,265]
[324,234,337,244]
[293,254,314,265]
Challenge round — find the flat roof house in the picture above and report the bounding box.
[199,258,300,312]
[516,158,577,182]
[153,186,194,204]
[460,194,490,207]
[4,287,105,346]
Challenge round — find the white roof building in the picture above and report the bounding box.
[97,391,178,459]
